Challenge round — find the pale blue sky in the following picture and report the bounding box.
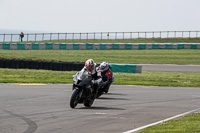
[0,0,200,33]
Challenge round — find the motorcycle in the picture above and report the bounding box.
[70,71,95,108]
[96,76,114,98]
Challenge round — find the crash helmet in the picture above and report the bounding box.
[100,61,109,72]
[85,59,95,73]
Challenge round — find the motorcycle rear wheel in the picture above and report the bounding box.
[96,90,103,98]
[70,89,80,108]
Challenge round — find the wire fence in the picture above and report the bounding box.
[0,31,199,42]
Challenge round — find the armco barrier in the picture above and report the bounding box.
[109,63,142,73]
[0,43,199,50]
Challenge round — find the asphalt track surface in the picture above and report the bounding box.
[0,84,200,133]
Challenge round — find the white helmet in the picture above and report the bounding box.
[100,61,109,72]
[85,59,95,74]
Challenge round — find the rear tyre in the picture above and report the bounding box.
[96,90,103,98]
[70,89,80,108]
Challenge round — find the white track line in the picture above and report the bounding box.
[123,108,200,133]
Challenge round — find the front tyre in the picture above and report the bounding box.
[70,89,80,108]
[84,97,95,107]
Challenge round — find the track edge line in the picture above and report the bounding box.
[123,107,200,133]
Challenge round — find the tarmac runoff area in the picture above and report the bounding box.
[141,64,200,72]
[0,84,200,133]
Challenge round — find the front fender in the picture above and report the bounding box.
[72,84,76,90]
[72,84,80,90]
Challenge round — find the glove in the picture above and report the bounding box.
[92,80,98,84]
[102,82,107,86]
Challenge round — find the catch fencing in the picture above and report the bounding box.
[0,31,200,42]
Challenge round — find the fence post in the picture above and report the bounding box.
[50,33,52,41]
[1,34,2,42]
[189,31,190,38]
[160,31,161,38]
[130,32,132,39]
[11,34,12,42]
[101,32,102,40]
[138,32,139,38]
[115,32,117,40]
[145,32,146,38]
[174,31,176,38]
[42,33,44,41]
[94,32,95,40]
[58,33,59,42]
[65,33,67,41]
[87,33,88,40]
[182,31,184,38]
[167,31,169,38]
[35,34,37,42]
[197,31,198,38]
[27,34,29,42]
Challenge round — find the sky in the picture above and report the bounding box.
[0,0,200,33]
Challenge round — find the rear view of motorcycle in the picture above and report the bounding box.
[70,71,95,108]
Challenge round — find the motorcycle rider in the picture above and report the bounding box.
[99,61,113,93]
[80,59,102,97]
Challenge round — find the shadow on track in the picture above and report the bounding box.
[104,93,127,96]
[97,97,129,100]
[78,106,125,110]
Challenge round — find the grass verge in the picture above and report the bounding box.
[0,68,200,87]
[138,113,200,133]
[0,50,200,65]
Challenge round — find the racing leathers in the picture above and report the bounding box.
[80,63,102,96]
[101,68,113,93]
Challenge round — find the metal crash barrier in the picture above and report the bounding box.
[109,63,142,73]
[0,43,200,50]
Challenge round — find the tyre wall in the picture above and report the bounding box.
[0,59,142,73]
[0,58,84,71]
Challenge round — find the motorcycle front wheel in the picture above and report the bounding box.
[70,89,80,108]
[84,97,94,107]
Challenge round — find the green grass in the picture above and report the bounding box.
[114,71,200,87]
[0,68,200,87]
[138,113,200,133]
[0,50,200,65]
[6,37,200,43]
[0,68,73,84]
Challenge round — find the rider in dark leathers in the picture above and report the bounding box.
[80,59,102,97]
